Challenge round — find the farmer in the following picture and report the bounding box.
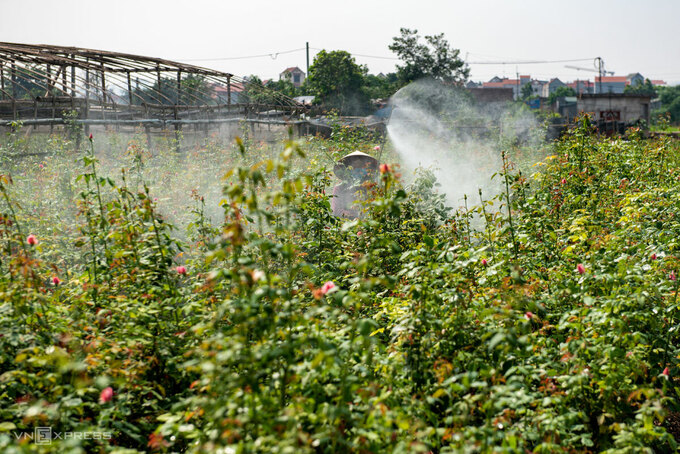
[331,151,379,218]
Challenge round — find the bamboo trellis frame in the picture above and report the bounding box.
[0,42,305,123]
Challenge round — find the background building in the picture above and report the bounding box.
[279,67,306,88]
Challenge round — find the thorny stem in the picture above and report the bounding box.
[479,188,495,261]
[0,182,27,257]
[502,150,519,261]
[463,194,471,247]
[663,269,680,371]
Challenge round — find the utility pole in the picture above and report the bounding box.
[306,42,309,76]
[596,57,603,94]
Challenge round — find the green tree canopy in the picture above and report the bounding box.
[362,73,399,100]
[305,50,369,115]
[547,86,576,105]
[388,28,469,86]
[264,78,298,98]
[654,85,680,123]
[128,74,212,105]
[520,82,534,100]
[624,78,658,97]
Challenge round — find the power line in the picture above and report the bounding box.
[309,47,398,60]
[467,58,596,65]
[176,44,597,68]
[177,47,306,62]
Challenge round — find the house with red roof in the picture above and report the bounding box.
[595,73,650,94]
[594,76,628,94]
[279,67,306,88]
[567,80,595,94]
[481,75,530,99]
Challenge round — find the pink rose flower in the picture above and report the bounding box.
[662,367,670,377]
[576,264,585,275]
[481,258,488,266]
[524,311,534,320]
[27,234,37,246]
[52,276,61,286]
[99,387,113,403]
[379,164,391,174]
[176,266,187,275]
[320,281,336,295]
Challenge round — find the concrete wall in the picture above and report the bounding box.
[576,95,651,123]
[468,87,514,104]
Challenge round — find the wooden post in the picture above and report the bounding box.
[51,95,55,134]
[145,124,152,150]
[100,62,106,122]
[176,70,181,105]
[69,61,75,111]
[61,65,67,94]
[127,70,133,105]
[0,63,4,100]
[46,64,52,96]
[33,99,38,130]
[11,62,16,119]
[227,75,231,105]
[156,64,162,95]
[100,63,106,104]
[85,62,90,101]
[70,56,76,96]
[84,60,90,137]
[174,70,181,151]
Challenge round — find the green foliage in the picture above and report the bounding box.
[362,73,399,100]
[305,50,370,115]
[1,121,680,452]
[624,78,658,97]
[654,85,680,123]
[129,74,213,106]
[547,85,577,105]
[388,28,469,86]
[520,82,534,100]
[243,75,300,104]
[0,65,56,99]
[264,78,299,98]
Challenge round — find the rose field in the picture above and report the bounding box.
[1,118,680,453]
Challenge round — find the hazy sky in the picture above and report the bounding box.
[2,0,679,85]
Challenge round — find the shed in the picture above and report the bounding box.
[576,94,651,124]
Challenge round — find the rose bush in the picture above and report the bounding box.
[0,119,679,452]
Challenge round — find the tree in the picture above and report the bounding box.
[264,78,298,98]
[243,75,276,105]
[1,65,58,100]
[520,82,534,100]
[128,74,212,105]
[305,50,369,115]
[654,85,680,123]
[547,86,576,105]
[362,73,399,100]
[624,78,657,97]
[388,28,469,86]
